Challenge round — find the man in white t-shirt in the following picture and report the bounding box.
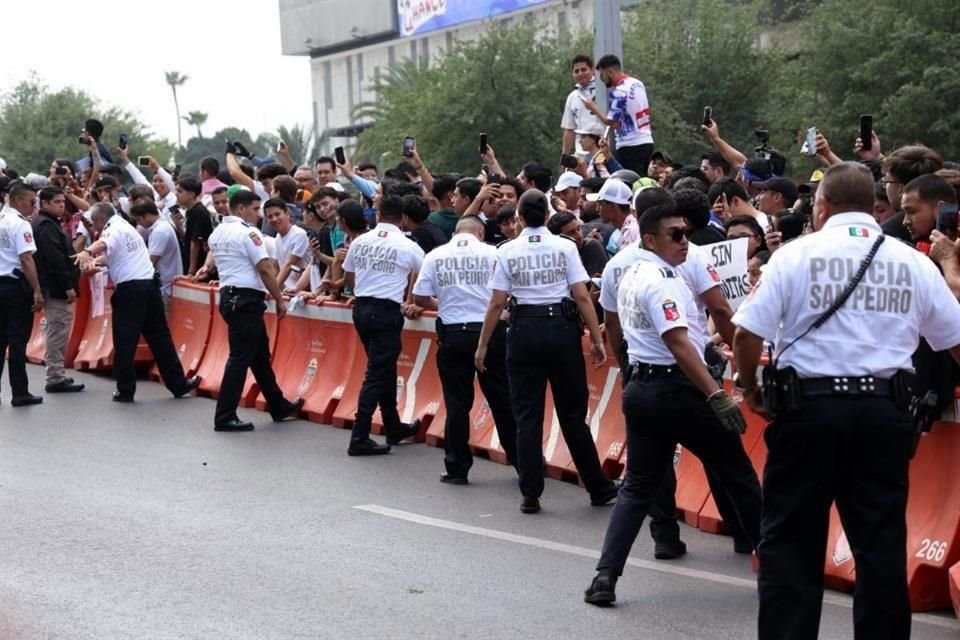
[265,198,309,290]
[130,200,183,311]
[561,54,605,159]
[580,54,655,178]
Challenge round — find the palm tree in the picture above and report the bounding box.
[275,123,318,165]
[183,111,208,139]
[164,71,189,147]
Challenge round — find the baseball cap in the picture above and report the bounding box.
[226,184,250,200]
[586,178,632,205]
[0,157,6,171]
[554,171,582,193]
[94,175,118,190]
[741,158,774,183]
[325,181,345,193]
[575,123,605,138]
[753,177,798,204]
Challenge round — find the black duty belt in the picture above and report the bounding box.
[799,376,892,399]
[512,304,562,319]
[354,296,400,308]
[438,321,484,332]
[0,275,21,283]
[629,362,688,382]
[222,286,265,299]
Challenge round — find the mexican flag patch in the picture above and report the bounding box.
[529,235,541,243]
[849,227,869,238]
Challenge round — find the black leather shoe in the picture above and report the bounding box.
[11,393,43,407]
[654,539,688,560]
[584,572,617,606]
[214,419,255,432]
[112,392,135,403]
[272,397,305,422]
[45,380,85,393]
[520,496,541,514]
[733,537,754,554]
[440,473,468,485]
[347,438,391,456]
[590,481,620,506]
[386,418,421,445]
[174,376,202,398]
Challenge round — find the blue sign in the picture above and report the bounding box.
[397,0,553,37]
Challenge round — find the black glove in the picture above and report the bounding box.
[707,390,747,434]
[224,139,235,156]
[232,141,251,159]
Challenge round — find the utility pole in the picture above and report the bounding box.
[593,0,622,114]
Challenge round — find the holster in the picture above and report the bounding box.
[761,365,802,415]
[12,268,33,298]
[704,343,727,384]
[560,297,584,331]
[891,370,915,412]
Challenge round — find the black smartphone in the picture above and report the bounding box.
[754,128,770,145]
[138,156,150,167]
[560,154,579,169]
[479,132,488,155]
[334,146,346,165]
[859,114,873,151]
[703,106,712,127]
[937,201,959,236]
[402,136,415,158]
[55,166,68,176]
[118,133,128,150]
[173,164,182,180]
[78,134,90,145]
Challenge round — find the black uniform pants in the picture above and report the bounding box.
[758,397,913,640]
[614,143,654,177]
[112,279,188,398]
[351,297,404,442]
[437,320,517,478]
[506,314,613,498]
[214,291,290,425]
[0,279,32,397]
[597,377,761,575]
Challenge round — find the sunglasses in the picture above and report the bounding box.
[665,227,692,243]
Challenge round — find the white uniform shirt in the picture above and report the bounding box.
[148,219,183,297]
[343,222,424,304]
[561,80,604,155]
[413,233,496,324]
[207,216,269,291]
[275,224,310,289]
[99,215,155,284]
[601,242,721,350]
[733,212,960,377]
[606,75,654,147]
[490,226,588,304]
[618,250,702,366]
[0,207,36,277]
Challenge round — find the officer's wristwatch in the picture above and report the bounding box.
[733,372,758,392]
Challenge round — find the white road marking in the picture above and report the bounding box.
[353,504,959,631]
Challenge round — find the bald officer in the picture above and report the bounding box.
[476,189,618,514]
[584,203,759,607]
[201,189,303,432]
[413,215,517,484]
[733,162,960,640]
[343,193,425,456]
[0,181,45,406]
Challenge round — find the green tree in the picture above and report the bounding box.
[0,76,174,174]
[164,70,188,148]
[354,26,589,173]
[182,110,208,139]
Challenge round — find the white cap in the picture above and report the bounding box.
[586,178,632,205]
[554,171,583,193]
[0,157,6,171]
[325,181,345,193]
[575,123,605,137]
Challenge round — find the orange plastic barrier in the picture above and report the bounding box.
[254,300,359,423]
[73,274,153,370]
[26,277,91,368]
[331,312,440,439]
[949,561,960,621]
[196,288,278,404]
[425,380,511,465]
[150,278,213,380]
[823,418,960,611]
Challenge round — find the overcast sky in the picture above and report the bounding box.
[2,1,313,144]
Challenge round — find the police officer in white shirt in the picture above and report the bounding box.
[0,181,45,406]
[413,216,517,484]
[584,203,758,607]
[732,162,960,640]
[74,203,200,403]
[476,189,618,514]
[264,198,309,290]
[343,193,425,456]
[198,189,303,432]
[129,200,182,313]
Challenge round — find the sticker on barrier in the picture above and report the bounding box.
[426,379,509,465]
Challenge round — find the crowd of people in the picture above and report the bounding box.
[3,51,960,640]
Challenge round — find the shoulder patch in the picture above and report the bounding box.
[849,227,870,238]
[24,232,33,244]
[662,299,680,321]
[249,231,263,247]
[378,230,388,238]
[706,264,721,283]
[658,267,675,278]
[528,235,541,243]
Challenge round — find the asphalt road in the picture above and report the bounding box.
[1,365,957,640]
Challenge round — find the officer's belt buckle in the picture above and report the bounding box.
[830,376,877,395]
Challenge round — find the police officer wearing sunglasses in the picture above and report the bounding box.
[584,202,760,607]
[476,189,618,514]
